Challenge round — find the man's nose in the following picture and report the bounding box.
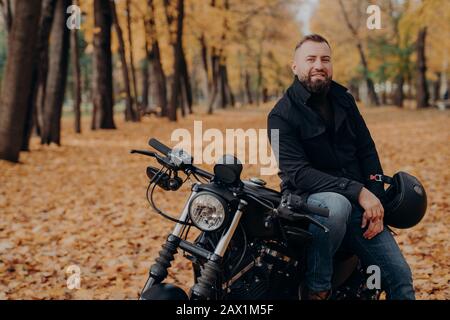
[313,59,324,70]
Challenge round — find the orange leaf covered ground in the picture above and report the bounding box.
[0,105,449,299]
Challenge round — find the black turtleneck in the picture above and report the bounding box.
[307,92,335,135]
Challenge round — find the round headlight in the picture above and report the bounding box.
[189,192,226,231]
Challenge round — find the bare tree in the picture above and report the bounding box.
[0,0,41,162]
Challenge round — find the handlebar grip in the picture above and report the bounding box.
[303,203,329,218]
[130,149,156,157]
[149,138,172,156]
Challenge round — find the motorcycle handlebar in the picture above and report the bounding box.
[130,150,157,157]
[277,206,329,233]
[302,202,330,218]
[149,138,172,156]
[281,193,329,218]
[132,138,214,181]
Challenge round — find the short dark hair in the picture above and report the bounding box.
[295,34,331,52]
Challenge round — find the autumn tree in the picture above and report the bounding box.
[164,0,187,121]
[92,0,116,129]
[145,0,167,116]
[338,0,379,106]
[415,27,429,108]
[125,0,140,119]
[71,0,82,134]
[22,0,58,150]
[110,0,137,122]
[41,0,71,145]
[0,0,41,162]
[0,0,12,42]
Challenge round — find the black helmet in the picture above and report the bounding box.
[373,172,427,229]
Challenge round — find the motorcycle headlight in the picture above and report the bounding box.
[189,192,227,231]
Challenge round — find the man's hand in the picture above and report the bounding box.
[358,187,384,239]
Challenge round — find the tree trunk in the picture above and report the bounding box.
[92,0,115,129]
[164,0,185,121]
[199,33,210,96]
[356,42,379,106]
[223,63,235,107]
[393,75,404,107]
[141,59,150,111]
[433,72,441,102]
[0,0,41,162]
[71,21,82,133]
[245,70,253,105]
[146,0,167,117]
[126,0,140,120]
[22,0,57,151]
[0,0,13,41]
[180,48,193,114]
[381,83,387,105]
[339,0,379,106]
[262,87,269,103]
[219,64,228,109]
[416,27,429,108]
[207,47,220,114]
[41,0,71,145]
[110,0,136,122]
[256,57,263,106]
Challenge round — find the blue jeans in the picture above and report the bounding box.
[305,192,415,300]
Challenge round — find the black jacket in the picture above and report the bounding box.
[267,76,385,204]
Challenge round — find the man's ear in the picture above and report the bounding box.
[291,61,297,75]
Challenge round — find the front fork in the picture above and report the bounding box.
[140,188,247,300]
[190,199,247,299]
[140,191,197,298]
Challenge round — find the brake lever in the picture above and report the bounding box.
[130,149,178,170]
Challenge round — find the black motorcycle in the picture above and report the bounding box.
[132,138,381,300]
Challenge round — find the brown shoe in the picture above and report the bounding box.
[307,290,331,300]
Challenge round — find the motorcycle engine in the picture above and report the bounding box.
[223,244,300,300]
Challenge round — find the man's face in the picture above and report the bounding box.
[292,41,333,94]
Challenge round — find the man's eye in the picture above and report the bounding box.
[307,58,315,62]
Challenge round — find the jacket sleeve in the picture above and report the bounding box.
[268,113,364,203]
[346,94,386,201]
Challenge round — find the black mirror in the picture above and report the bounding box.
[213,154,242,185]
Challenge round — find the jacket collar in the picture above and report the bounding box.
[286,76,350,134]
[287,75,349,105]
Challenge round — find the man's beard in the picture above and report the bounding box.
[299,71,332,94]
